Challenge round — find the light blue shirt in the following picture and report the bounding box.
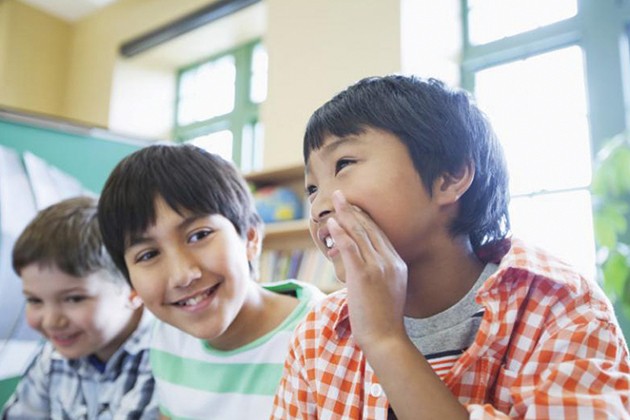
[1,312,157,420]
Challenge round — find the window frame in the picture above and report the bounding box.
[459,0,630,281]
[460,0,630,153]
[173,39,263,168]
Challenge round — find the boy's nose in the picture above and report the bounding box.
[42,307,67,330]
[309,189,334,224]
[167,253,202,289]
[311,208,332,224]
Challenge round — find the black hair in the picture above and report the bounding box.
[304,75,511,262]
[13,196,123,283]
[98,144,261,282]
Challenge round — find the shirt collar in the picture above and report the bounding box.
[329,290,350,339]
[476,237,582,299]
[332,238,583,338]
[54,310,154,374]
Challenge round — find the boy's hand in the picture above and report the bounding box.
[327,190,408,351]
[327,190,469,420]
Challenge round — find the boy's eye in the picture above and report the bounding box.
[25,297,42,305]
[335,158,354,174]
[305,185,317,197]
[189,229,213,244]
[136,250,158,263]
[64,295,86,304]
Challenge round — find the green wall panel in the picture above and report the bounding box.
[0,116,146,193]
[0,376,19,410]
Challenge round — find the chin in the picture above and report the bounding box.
[56,349,88,360]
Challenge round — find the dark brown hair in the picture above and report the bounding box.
[12,196,123,282]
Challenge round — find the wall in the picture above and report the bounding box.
[0,2,7,92]
[0,1,71,117]
[108,60,175,140]
[262,0,400,169]
[63,0,216,128]
[401,0,461,85]
[107,1,267,140]
[1,0,458,171]
[41,0,401,170]
[63,0,401,169]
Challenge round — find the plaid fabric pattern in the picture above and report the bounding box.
[271,239,630,419]
[2,313,157,420]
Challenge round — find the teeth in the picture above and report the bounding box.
[178,289,211,306]
[54,334,75,340]
[324,236,335,249]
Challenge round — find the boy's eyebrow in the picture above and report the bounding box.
[320,135,361,156]
[22,286,86,296]
[305,135,361,175]
[126,213,206,249]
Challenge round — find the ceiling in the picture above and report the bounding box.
[16,0,265,69]
[18,0,119,22]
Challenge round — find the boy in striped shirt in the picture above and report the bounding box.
[98,144,323,419]
[271,75,630,419]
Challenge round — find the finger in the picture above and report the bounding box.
[331,190,398,258]
[326,216,366,273]
[330,191,379,259]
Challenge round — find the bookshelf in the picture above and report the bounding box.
[245,165,341,294]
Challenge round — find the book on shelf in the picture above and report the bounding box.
[258,248,341,294]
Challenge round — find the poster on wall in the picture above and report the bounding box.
[23,151,94,209]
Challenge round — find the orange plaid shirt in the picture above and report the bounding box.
[271,239,630,419]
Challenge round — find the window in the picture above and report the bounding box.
[466,0,576,45]
[174,41,267,172]
[461,0,630,280]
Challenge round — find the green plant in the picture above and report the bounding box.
[592,132,630,319]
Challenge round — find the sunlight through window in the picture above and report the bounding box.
[474,46,595,279]
[468,0,577,45]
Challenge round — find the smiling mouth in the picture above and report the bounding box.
[174,283,220,307]
[50,332,81,345]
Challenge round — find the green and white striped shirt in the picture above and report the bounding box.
[150,280,323,420]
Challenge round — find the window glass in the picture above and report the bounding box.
[177,55,236,126]
[468,0,577,45]
[475,46,591,195]
[174,41,265,169]
[187,130,233,162]
[510,190,596,279]
[473,46,595,278]
[250,44,268,104]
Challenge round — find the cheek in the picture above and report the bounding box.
[218,242,251,275]
[133,285,160,311]
[229,253,252,282]
[129,269,160,303]
[72,303,97,326]
[308,222,320,248]
[24,308,40,330]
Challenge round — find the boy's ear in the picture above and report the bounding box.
[127,289,144,310]
[433,161,475,206]
[245,226,262,261]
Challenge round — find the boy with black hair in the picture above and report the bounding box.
[2,196,156,419]
[97,144,323,419]
[271,75,630,418]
